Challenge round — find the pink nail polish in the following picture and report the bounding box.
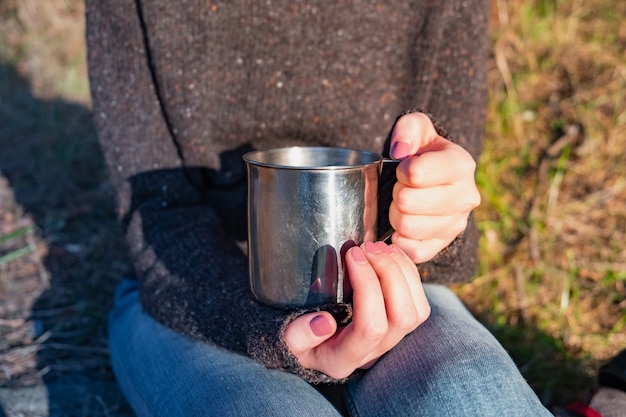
[375,241,394,254]
[351,246,367,263]
[310,314,334,337]
[364,241,381,253]
[391,141,411,159]
[391,245,404,255]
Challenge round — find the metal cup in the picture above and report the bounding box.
[243,147,397,309]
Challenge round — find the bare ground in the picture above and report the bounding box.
[0,2,135,415]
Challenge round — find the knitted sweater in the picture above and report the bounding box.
[85,0,489,384]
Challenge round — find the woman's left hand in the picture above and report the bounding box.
[284,241,430,380]
[387,112,481,264]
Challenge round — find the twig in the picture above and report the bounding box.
[459,267,507,289]
[0,318,26,327]
[44,342,109,355]
[566,0,583,42]
[0,343,42,356]
[0,224,35,245]
[95,395,113,417]
[495,0,510,26]
[515,265,531,324]
[31,302,86,318]
[0,245,35,265]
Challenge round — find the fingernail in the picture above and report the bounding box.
[375,241,394,254]
[390,141,411,159]
[351,246,368,263]
[364,241,382,254]
[310,315,334,337]
[391,245,404,255]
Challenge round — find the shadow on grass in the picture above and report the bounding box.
[0,63,134,416]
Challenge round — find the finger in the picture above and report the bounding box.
[346,242,418,369]
[373,242,430,329]
[354,242,430,368]
[365,242,419,333]
[284,312,337,360]
[388,244,430,323]
[389,113,441,159]
[389,209,469,241]
[391,234,453,264]
[392,183,480,216]
[396,142,477,188]
[334,246,388,361]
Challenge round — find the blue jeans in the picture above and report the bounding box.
[109,280,552,416]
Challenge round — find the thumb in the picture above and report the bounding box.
[390,112,441,159]
[284,312,337,355]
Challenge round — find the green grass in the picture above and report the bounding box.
[457,0,626,406]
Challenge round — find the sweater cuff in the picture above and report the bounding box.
[247,303,353,385]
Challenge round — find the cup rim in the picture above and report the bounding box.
[242,146,383,170]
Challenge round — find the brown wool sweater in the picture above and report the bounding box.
[85,0,489,384]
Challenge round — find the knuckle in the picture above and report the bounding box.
[466,187,481,210]
[406,160,427,182]
[326,367,353,380]
[393,187,413,212]
[461,153,477,173]
[414,304,431,326]
[420,303,431,324]
[359,321,388,343]
[453,217,469,236]
[404,245,426,264]
[473,189,482,207]
[456,184,481,213]
[452,145,477,172]
[391,309,420,333]
[393,216,416,238]
[405,112,433,129]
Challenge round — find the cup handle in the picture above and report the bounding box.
[378,158,400,242]
[379,228,395,243]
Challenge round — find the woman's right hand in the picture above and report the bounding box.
[283,241,430,380]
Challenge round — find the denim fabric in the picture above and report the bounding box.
[109,280,552,416]
[343,284,553,416]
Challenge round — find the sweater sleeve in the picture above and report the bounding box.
[85,0,343,384]
[124,176,349,384]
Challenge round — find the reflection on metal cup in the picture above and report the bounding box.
[243,147,396,309]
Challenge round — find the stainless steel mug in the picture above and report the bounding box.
[243,147,397,309]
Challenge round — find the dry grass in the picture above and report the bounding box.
[0,0,624,414]
[0,0,89,102]
[455,0,626,406]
